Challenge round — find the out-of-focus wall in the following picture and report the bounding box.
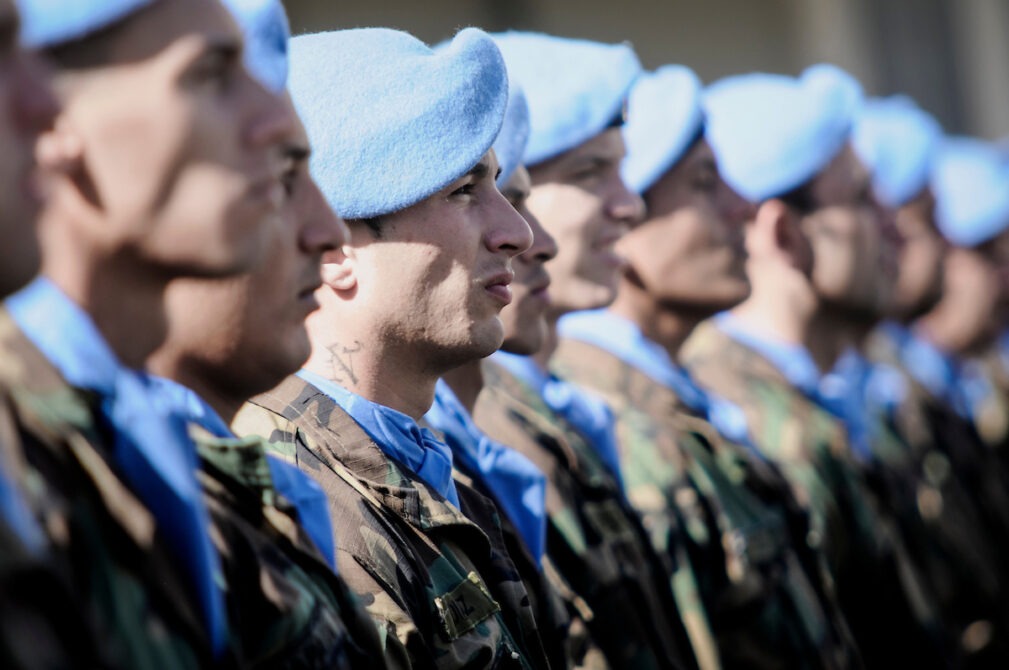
[283,0,1009,140]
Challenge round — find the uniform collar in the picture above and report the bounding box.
[5,277,119,392]
[425,379,547,565]
[297,369,460,508]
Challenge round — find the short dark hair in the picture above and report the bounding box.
[775,178,818,214]
[354,217,384,239]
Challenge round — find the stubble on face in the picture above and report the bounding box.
[526,129,639,315]
[44,0,289,280]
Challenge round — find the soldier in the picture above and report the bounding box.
[891,138,1009,661]
[552,64,857,669]
[423,80,579,670]
[473,35,707,670]
[0,1,87,667]
[232,26,553,670]
[678,66,947,667]
[850,100,1009,665]
[917,139,1009,453]
[144,2,387,666]
[0,0,294,665]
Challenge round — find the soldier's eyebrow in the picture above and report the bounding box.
[695,157,717,172]
[284,143,310,164]
[465,159,491,182]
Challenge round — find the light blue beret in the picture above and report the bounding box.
[621,65,705,194]
[493,79,531,187]
[931,137,1009,248]
[491,31,642,167]
[221,0,289,94]
[704,64,862,203]
[289,28,508,220]
[853,96,942,208]
[16,0,155,48]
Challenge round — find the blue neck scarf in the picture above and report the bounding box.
[146,375,336,571]
[558,310,752,449]
[6,278,228,655]
[297,369,460,508]
[818,349,878,462]
[424,379,547,565]
[491,350,627,489]
[883,322,986,421]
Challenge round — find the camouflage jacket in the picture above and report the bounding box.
[445,465,576,670]
[0,308,217,668]
[865,327,1009,663]
[232,374,551,670]
[679,320,950,668]
[192,427,385,668]
[553,337,860,670]
[475,360,698,670]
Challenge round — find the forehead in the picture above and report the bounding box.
[530,127,626,181]
[810,144,869,205]
[387,151,497,220]
[94,0,241,67]
[502,164,532,198]
[283,93,309,147]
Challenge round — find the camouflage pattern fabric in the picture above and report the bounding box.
[445,465,579,670]
[474,359,699,670]
[191,427,385,668]
[0,308,216,668]
[679,320,951,668]
[866,327,1009,665]
[553,337,860,670]
[233,374,551,670]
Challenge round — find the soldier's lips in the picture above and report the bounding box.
[522,270,551,299]
[485,282,513,305]
[483,270,515,305]
[595,248,625,269]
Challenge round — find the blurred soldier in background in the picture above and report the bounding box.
[1,0,295,665]
[849,100,1009,665]
[680,66,948,668]
[0,0,84,666]
[554,64,859,669]
[473,32,698,670]
[145,1,386,666]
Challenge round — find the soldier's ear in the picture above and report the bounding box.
[321,246,356,292]
[749,199,788,258]
[766,199,814,276]
[36,117,101,212]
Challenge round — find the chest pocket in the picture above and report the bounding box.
[434,571,502,640]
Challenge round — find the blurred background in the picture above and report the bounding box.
[284,0,1009,142]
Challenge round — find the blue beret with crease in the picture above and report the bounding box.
[853,96,942,208]
[491,31,642,167]
[289,27,509,220]
[621,65,705,195]
[932,137,1009,248]
[704,64,862,203]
